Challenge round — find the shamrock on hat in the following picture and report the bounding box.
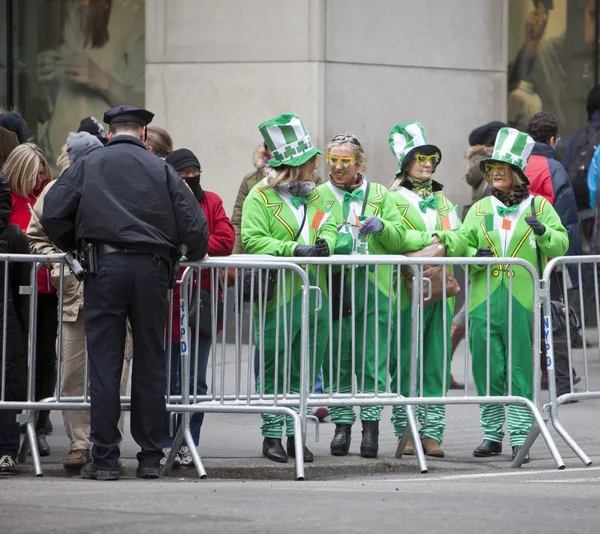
[479,127,535,185]
[388,121,442,176]
[258,113,322,167]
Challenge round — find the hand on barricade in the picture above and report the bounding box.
[294,245,320,257]
[358,216,384,235]
[525,215,546,236]
[475,247,494,258]
[314,238,330,257]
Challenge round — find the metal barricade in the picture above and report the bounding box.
[541,255,600,467]
[162,257,313,480]
[281,255,564,471]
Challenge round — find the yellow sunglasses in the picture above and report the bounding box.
[484,163,510,176]
[414,153,440,166]
[326,153,356,167]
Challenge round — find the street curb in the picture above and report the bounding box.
[18,456,478,481]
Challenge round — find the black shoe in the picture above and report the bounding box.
[473,439,502,457]
[287,437,314,463]
[360,421,379,458]
[36,431,50,457]
[80,462,119,481]
[330,424,352,456]
[511,445,530,464]
[136,466,161,479]
[262,438,287,463]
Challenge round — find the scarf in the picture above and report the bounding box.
[274,180,316,198]
[491,184,530,207]
[402,178,433,200]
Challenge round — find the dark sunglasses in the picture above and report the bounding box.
[331,134,361,147]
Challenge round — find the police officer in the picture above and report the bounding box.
[41,105,209,480]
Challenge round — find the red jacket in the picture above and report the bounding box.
[170,190,235,342]
[10,184,56,294]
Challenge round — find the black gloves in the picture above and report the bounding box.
[525,215,546,236]
[294,238,330,258]
[475,248,494,258]
[314,238,330,256]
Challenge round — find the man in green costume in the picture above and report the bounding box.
[387,121,467,458]
[316,133,406,458]
[242,113,338,463]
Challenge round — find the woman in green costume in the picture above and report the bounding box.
[387,121,467,458]
[463,127,568,463]
[242,113,338,463]
[316,134,406,458]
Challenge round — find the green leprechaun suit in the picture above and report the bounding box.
[242,113,339,439]
[386,121,467,447]
[463,128,568,447]
[316,177,406,425]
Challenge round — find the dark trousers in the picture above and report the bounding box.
[35,293,58,430]
[164,338,211,447]
[84,253,169,471]
[0,409,20,457]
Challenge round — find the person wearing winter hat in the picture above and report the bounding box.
[387,121,467,459]
[0,110,30,145]
[26,131,114,469]
[242,113,338,463]
[315,133,406,458]
[77,117,109,145]
[163,148,234,467]
[463,127,568,463]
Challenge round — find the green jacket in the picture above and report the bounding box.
[316,179,406,298]
[389,186,467,309]
[241,184,338,308]
[462,195,568,312]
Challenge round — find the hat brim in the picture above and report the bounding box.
[396,145,443,176]
[269,147,323,167]
[479,157,530,185]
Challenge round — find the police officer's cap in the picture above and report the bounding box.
[103,105,154,127]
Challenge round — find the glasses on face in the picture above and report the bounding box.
[414,153,439,167]
[178,168,202,178]
[326,153,356,168]
[331,134,361,147]
[484,163,510,177]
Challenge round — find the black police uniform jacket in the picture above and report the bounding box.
[41,136,209,261]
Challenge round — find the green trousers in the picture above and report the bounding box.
[469,290,533,446]
[323,269,390,424]
[255,284,328,438]
[391,300,452,444]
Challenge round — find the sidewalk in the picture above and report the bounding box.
[20,332,600,480]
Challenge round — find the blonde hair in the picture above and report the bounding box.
[259,155,318,191]
[3,143,49,197]
[56,144,70,176]
[146,126,173,158]
[325,136,367,172]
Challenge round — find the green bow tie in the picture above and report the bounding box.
[496,205,520,218]
[290,195,309,210]
[418,195,437,213]
[342,189,365,220]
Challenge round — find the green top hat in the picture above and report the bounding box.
[479,127,535,185]
[388,121,442,176]
[258,113,322,167]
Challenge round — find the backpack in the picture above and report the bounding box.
[567,123,600,209]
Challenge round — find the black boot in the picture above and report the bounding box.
[511,445,530,464]
[287,437,314,463]
[330,424,352,456]
[262,438,287,463]
[36,431,51,457]
[473,439,502,457]
[360,421,379,458]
